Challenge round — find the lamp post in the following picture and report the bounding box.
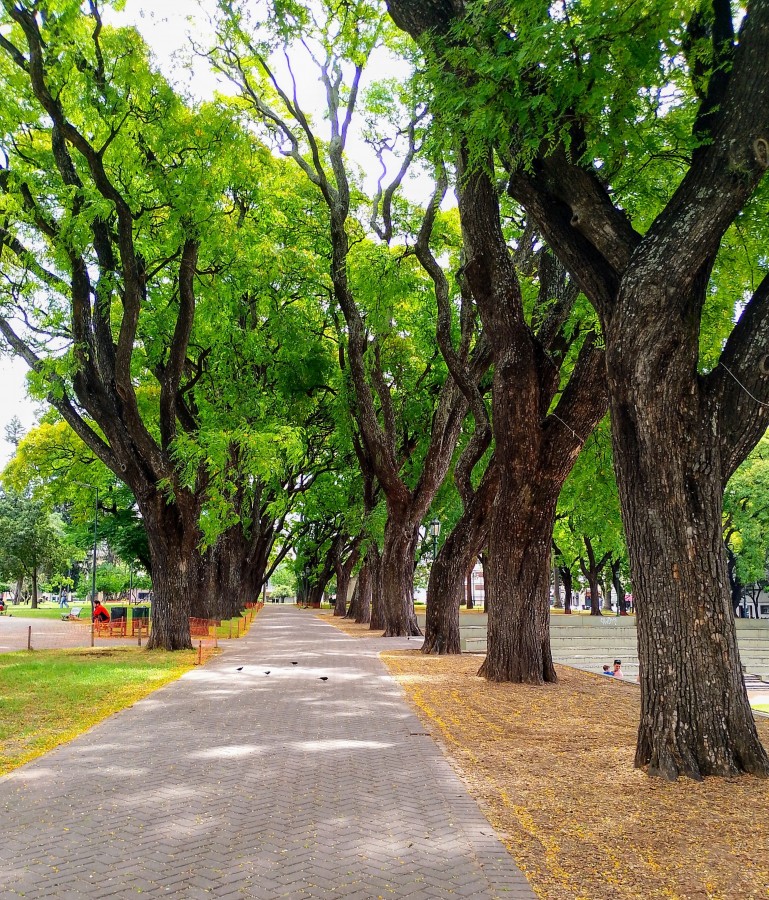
[90,487,98,647]
[430,517,441,564]
[74,482,98,647]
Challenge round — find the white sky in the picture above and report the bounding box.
[0,0,427,466]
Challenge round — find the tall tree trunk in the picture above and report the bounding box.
[606,287,769,779]
[142,496,199,651]
[380,508,421,636]
[581,537,609,617]
[369,545,384,630]
[602,575,613,612]
[356,559,373,625]
[334,540,361,618]
[346,577,361,620]
[423,465,496,654]
[726,546,744,616]
[479,494,558,683]
[423,536,465,654]
[465,568,474,609]
[552,558,563,609]
[560,565,573,615]
[480,553,489,613]
[456,152,607,684]
[31,566,38,610]
[611,560,626,616]
[145,535,196,651]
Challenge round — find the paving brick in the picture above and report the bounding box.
[0,606,535,899]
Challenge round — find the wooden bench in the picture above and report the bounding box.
[95,617,127,637]
[131,608,150,637]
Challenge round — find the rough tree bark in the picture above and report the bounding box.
[457,154,608,682]
[0,6,231,649]
[423,463,498,653]
[369,544,385,630]
[579,537,610,617]
[559,564,574,615]
[334,537,362,618]
[611,560,626,616]
[386,0,769,777]
[465,570,474,609]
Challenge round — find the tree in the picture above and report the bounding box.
[386,0,769,778]
[724,433,769,613]
[3,420,152,573]
[0,491,71,607]
[211,0,487,636]
[269,559,296,600]
[4,415,24,449]
[554,419,628,617]
[0,3,329,646]
[0,3,242,647]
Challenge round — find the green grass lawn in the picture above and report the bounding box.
[2,603,151,622]
[2,604,72,619]
[0,646,197,776]
[752,702,769,714]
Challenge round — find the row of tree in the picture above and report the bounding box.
[1,0,768,780]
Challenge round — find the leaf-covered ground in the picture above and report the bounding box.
[321,614,769,899]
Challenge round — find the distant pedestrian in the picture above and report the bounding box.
[613,659,624,679]
[602,664,614,676]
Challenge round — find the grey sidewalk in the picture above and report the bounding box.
[0,605,535,899]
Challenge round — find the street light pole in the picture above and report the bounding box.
[90,487,98,647]
[429,517,441,565]
[73,482,99,647]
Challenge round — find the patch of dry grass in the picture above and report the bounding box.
[314,609,384,638]
[376,650,769,900]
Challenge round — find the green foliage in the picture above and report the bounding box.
[555,417,627,577]
[269,559,296,598]
[0,491,73,588]
[2,421,151,572]
[724,433,769,587]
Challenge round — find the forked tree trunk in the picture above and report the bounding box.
[380,509,421,636]
[607,288,769,779]
[423,466,497,654]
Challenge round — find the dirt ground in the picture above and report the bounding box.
[321,614,769,900]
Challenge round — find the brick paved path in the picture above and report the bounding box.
[0,605,535,899]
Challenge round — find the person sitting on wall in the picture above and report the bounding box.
[93,601,110,623]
